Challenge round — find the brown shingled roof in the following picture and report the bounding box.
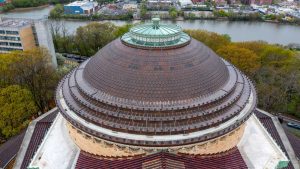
[75,147,247,169]
[56,36,256,146]
[0,131,26,169]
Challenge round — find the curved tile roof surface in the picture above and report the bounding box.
[55,19,257,146]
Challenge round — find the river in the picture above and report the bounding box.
[1,5,300,45]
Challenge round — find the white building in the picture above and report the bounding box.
[123,3,138,11]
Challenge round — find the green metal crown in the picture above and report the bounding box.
[121,18,191,49]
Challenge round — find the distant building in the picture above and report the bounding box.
[240,0,252,5]
[213,0,227,5]
[64,1,99,15]
[0,18,57,68]
[191,0,205,4]
[256,0,272,5]
[147,0,173,10]
[179,0,193,7]
[122,3,138,11]
[0,0,6,6]
[246,0,272,5]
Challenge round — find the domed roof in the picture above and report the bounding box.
[83,38,229,109]
[56,19,257,147]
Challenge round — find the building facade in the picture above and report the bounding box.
[0,18,57,67]
[0,19,35,53]
[64,1,99,15]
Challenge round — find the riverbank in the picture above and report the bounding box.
[8,4,50,12]
[48,4,300,26]
[0,2,51,13]
[50,16,300,27]
[49,13,300,26]
[48,19,300,45]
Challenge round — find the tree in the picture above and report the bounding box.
[114,24,133,37]
[8,48,59,113]
[169,11,178,19]
[51,22,134,56]
[234,41,268,56]
[186,29,231,51]
[217,45,260,76]
[169,7,178,20]
[49,4,64,19]
[0,53,20,87]
[140,0,148,19]
[254,47,300,117]
[187,12,196,19]
[2,3,15,12]
[12,0,48,8]
[0,85,37,139]
[50,21,76,54]
[260,45,294,66]
[256,82,286,112]
[75,22,117,56]
[213,10,229,17]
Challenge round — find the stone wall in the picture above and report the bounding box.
[67,122,246,157]
[178,124,245,155]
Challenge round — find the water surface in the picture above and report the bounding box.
[1,6,300,45]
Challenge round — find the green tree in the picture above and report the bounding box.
[114,24,133,37]
[234,41,268,56]
[0,85,37,139]
[51,22,133,56]
[75,22,117,56]
[169,11,178,19]
[260,45,294,66]
[255,46,300,117]
[2,3,15,12]
[140,0,148,19]
[217,45,260,75]
[187,12,196,19]
[49,4,64,19]
[265,14,276,20]
[169,7,178,20]
[213,10,229,17]
[50,21,75,54]
[0,53,20,87]
[12,0,48,8]
[7,48,59,113]
[186,29,231,51]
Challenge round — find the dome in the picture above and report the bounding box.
[56,19,257,147]
[83,38,229,109]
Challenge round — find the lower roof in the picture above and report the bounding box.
[10,108,300,169]
[0,130,25,169]
[75,148,247,169]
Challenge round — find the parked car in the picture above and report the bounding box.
[287,122,300,130]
